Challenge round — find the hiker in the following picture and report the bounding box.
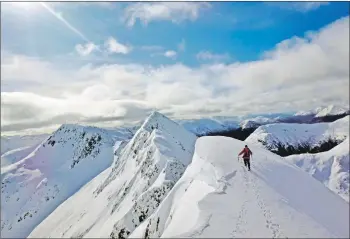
[238,145,253,171]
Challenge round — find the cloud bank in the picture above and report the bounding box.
[123,2,211,27]
[1,16,349,133]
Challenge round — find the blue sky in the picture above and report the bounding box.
[1,2,349,133]
[2,1,348,66]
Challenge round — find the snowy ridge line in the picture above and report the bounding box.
[28,111,197,238]
[131,136,349,238]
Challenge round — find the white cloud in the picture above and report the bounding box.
[196,51,230,62]
[164,50,177,58]
[268,2,329,13]
[75,42,98,56]
[104,37,132,54]
[123,2,211,27]
[1,16,349,133]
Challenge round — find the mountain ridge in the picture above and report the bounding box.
[29,111,197,238]
[129,136,349,238]
[1,123,133,238]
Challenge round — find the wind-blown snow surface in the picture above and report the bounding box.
[1,134,50,155]
[285,138,349,203]
[29,112,197,238]
[1,124,133,238]
[246,116,349,150]
[130,137,349,238]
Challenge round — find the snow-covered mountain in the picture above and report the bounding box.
[315,105,349,118]
[240,116,278,129]
[285,138,349,203]
[129,137,348,238]
[28,114,349,238]
[1,124,133,238]
[1,134,50,156]
[29,112,197,238]
[246,116,349,152]
[177,118,239,136]
[294,105,349,118]
[294,107,323,116]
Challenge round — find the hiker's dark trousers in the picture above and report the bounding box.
[243,157,250,170]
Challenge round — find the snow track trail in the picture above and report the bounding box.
[243,167,285,238]
[172,158,288,238]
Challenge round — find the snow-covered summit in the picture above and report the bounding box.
[29,111,197,238]
[1,123,133,238]
[141,111,184,133]
[316,105,349,118]
[246,116,349,151]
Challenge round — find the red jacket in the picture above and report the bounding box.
[239,147,252,158]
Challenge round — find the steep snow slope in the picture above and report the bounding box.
[246,116,349,151]
[285,138,349,203]
[29,112,197,238]
[1,134,50,155]
[177,118,239,136]
[1,146,38,167]
[1,124,133,238]
[130,137,349,238]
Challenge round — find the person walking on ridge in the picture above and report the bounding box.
[238,145,252,171]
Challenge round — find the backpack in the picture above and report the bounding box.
[243,148,251,158]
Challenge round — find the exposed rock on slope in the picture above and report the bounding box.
[28,112,197,238]
[1,124,132,238]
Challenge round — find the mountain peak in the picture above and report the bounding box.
[141,111,175,132]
